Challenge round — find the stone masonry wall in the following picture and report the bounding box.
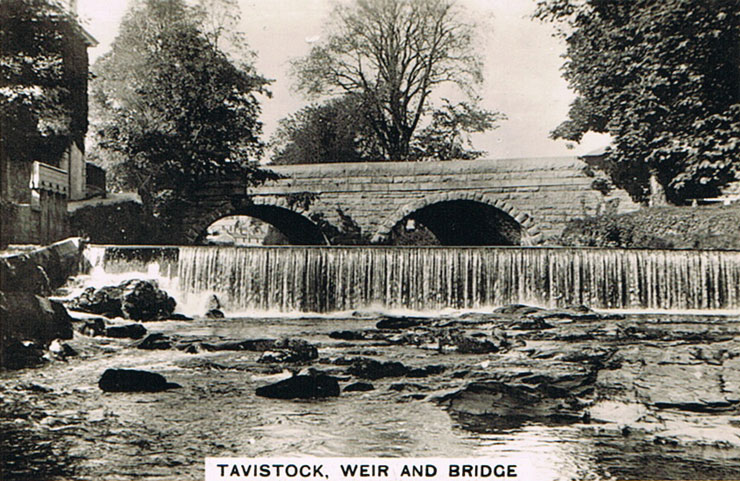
[242,157,638,244]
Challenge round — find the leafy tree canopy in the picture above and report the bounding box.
[290,0,501,161]
[271,94,504,164]
[410,99,505,161]
[1,0,87,166]
[536,0,740,204]
[90,0,272,218]
[270,95,383,165]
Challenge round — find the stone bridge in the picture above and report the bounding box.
[184,157,638,246]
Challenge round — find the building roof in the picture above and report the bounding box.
[580,145,613,158]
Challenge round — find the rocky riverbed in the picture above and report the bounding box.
[2,304,740,480]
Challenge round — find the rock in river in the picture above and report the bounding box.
[257,338,318,363]
[68,280,175,321]
[0,292,73,344]
[204,294,225,319]
[98,368,181,392]
[105,323,147,339]
[346,358,409,379]
[344,382,375,392]
[438,371,595,430]
[376,316,426,330]
[134,333,173,350]
[255,373,340,399]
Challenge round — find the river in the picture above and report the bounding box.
[2,245,740,480]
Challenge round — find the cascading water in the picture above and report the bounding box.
[79,245,740,313]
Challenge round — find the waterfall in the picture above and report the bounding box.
[81,245,740,313]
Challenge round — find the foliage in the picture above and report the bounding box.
[535,0,740,204]
[559,204,740,249]
[291,0,495,160]
[0,0,87,167]
[69,200,166,245]
[307,209,372,245]
[410,99,505,160]
[270,95,383,164]
[271,95,504,164]
[90,0,272,229]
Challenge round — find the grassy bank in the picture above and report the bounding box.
[559,204,740,249]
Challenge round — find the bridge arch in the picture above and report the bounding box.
[371,193,541,246]
[186,198,328,245]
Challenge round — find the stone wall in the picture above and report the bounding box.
[255,157,638,244]
[0,238,82,369]
[185,157,639,245]
[1,193,69,246]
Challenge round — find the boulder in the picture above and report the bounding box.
[48,339,77,358]
[98,368,181,392]
[76,317,107,337]
[344,382,375,392]
[440,329,510,354]
[389,382,425,392]
[68,280,176,321]
[257,339,318,363]
[205,309,225,319]
[204,295,224,319]
[510,318,555,330]
[121,280,176,321]
[105,323,147,339]
[376,316,426,330]
[329,330,373,341]
[347,358,409,380]
[0,340,45,370]
[597,343,740,412]
[0,238,82,294]
[0,258,50,296]
[439,372,594,429]
[134,333,172,350]
[0,292,73,344]
[494,304,545,316]
[198,338,318,363]
[255,373,340,399]
[69,286,123,318]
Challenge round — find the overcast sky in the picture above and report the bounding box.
[76,0,610,161]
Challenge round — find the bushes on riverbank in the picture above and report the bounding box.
[559,204,740,249]
[69,200,166,245]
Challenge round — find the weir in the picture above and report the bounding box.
[80,245,740,313]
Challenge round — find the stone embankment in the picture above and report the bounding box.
[0,238,84,369]
[0,239,182,370]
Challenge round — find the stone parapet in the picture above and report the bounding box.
[187,157,639,245]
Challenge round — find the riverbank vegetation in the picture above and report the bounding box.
[559,204,740,249]
[89,0,273,236]
[536,0,740,205]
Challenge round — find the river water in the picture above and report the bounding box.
[2,245,740,480]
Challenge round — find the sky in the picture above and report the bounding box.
[76,0,610,161]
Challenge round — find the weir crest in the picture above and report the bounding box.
[80,245,740,313]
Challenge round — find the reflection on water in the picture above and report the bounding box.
[2,314,740,480]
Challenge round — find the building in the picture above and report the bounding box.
[0,0,97,245]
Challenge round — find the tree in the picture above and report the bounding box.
[90,0,272,231]
[536,0,740,204]
[410,99,505,160]
[291,0,491,160]
[270,95,383,165]
[1,0,87,174]
[271,95,504,164]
